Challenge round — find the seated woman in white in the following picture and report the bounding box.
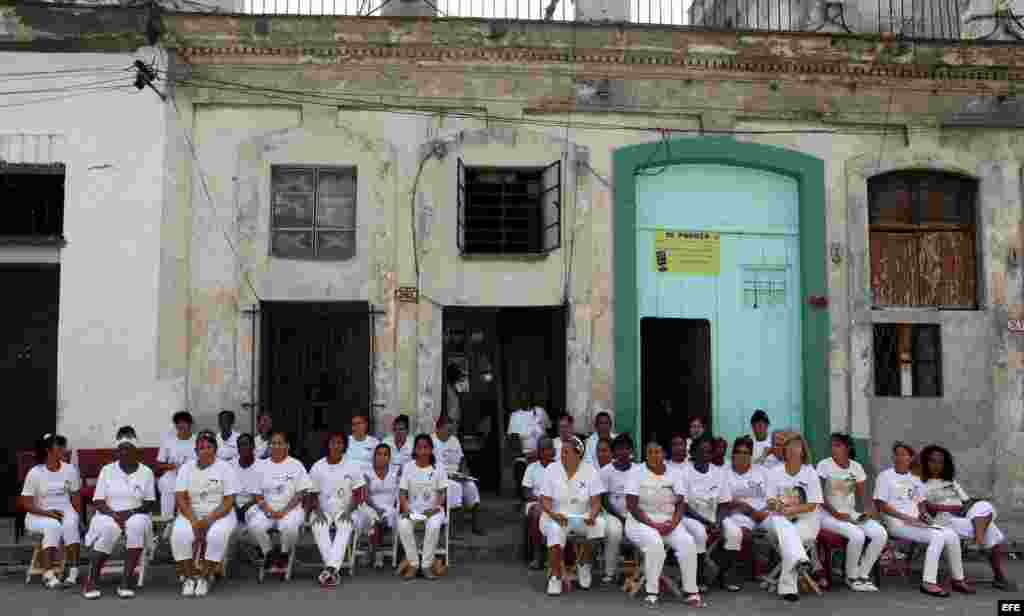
[171,430,239,598]
[397,434,449,580]
[247,431,312,570]
[679,436,737,592]
[874,441,972,598]
[816,433,887,592]
[594,437,613,471]
[762,433,823,602]
[82,429,156,599]
[309,432,368,588]
[382,415,414,475]
[156,412,196,521]
[523,438,557,571]
[599,434,640,585]
[365,443,400,556]
[721,436,771,592]
[625,441,703,608]
[919,444,1016,591]
[432,416,483,535]
[231,434,263,523]
[539,436,606,596]
[666,433,689,477]
[19,433,83,589]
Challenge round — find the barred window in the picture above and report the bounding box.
[874,323,942,397]
[270,166,356,260]
[0,163,65,239]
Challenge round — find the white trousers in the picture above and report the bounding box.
[604,514,624,575]
[718,515,745,551]
[624,518,699,595]
[888,521,964,585]
[541,513,607,547]
[943,501,1005,548]
[171,515,237,563]
[681,517,708,554]
[761,514,819,596]
[311,510,368,570]
[26,508,81,549]
[158,472,178,519]
[84,513,151,554]
[397,512,446,566]
[245,507,306,555]
[819,514,888,580]
[447,480,481,510]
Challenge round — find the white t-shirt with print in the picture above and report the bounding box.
[539,462,605,517]
[231,459,263,508]
[816,458,867,517]
[922,478,970,526]
[626,466,681,524]
[175,459,240,518]
[94,462,156,512]
[345,435,380,472]
[765,464,824,521]
[522,461,549,497]
[22,462,81,510]
[255,457,313,511]
[725,466,769,512]
[399,461,448,514]
[216,431,240,461]
[432,434,464,475]
[679,464,732,522]
[665,459,689,479]
[874,468,924,524]
[158,434,197,468]
[368,467,400,510]
[600,463,641,517]
[310,458,366,516]
[382,435,413,473]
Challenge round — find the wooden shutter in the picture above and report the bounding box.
[540,160,561,253]
[870,233,919,307]
[456,158,466,253]
[918,231,976,309]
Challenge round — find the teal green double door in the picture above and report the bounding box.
[636,163,803,450]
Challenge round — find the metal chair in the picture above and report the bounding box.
[24,532,66,585]
[87,523,156,588]
[392,500,451,571]
[256,526,300,583]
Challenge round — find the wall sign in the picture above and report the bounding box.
[1009,319,1024,333]
[396,286,419,303]
[653,230,721,275]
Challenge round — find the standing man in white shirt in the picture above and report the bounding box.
[216,410,240,462]
[382,414,414,474]
[750,410,772,465]
[508,403,552,498]
[345,414,379,474]
[155,411,197,520]
[584,412,617,468]
[599,434,640,584]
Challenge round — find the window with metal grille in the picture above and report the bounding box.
[868,171,977,309]
[873,323,942,397]
[270,166,356,260]
[457,160,561,255]
[0,163,65,240]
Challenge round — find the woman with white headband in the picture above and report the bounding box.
[18,432,83,589]
[539,435,606,596]
[82,427,156,599]
[171,430,239,598]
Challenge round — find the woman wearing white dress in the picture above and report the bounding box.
[18,433,83,589]
[763,433,822,602]
[247,431,312,570]
[365,444,400,558]
[397,434,449,580]
[624,441,703,608]
[539,436,606,596]
[816,433,886,592]
[171,430,239,598]
[873,441,971,597]
[156,412,197,520]
[382,415,413,474]
[432,416,483,535]
[82,428,156,599]
[919,444,1016,591]
[309,432,368,588]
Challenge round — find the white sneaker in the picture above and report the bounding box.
[64,567,79,587]
[181,578,196,597]
[43,571,61,589]
[578,564,592,589]
[547,576,562,596]
[117,586,136,599]
[194,577,209,597]
[846,577,867,591]
[858,578,879,592]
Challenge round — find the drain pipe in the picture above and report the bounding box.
[242,305,258,436]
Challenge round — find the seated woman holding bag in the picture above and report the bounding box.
[397,434,449,580]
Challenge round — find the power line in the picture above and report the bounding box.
[0,77,133,97]
[0,66,134,81]
[0,85,132,109]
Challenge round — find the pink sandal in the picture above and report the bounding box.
[684,593,706,608]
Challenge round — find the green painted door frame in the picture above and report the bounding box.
[613,137,830,460]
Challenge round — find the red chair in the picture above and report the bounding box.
[815,528,882,590]
[75,449,116,512]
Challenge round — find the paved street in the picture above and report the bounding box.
[3,560,1022,615]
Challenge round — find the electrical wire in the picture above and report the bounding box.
[0,85,133,109]
[0,77,133,97]
[0,66,134,81]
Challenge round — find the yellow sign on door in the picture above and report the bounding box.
[653,230,721,275]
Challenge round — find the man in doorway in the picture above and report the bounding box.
[584,412,617,468]
[750,410,772,465]
[445,363,464,428]
[216,410,240,462]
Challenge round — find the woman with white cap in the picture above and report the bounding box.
[539,435,606,596]
[18,433,83,589]
[82,427,157,599]
[397,434,449,580]
[247,431,312,571]
[171,430,239,598]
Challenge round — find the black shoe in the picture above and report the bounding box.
[783,593,799,602]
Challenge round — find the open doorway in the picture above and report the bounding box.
[641,317,712,451]
[443,306,566,495]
